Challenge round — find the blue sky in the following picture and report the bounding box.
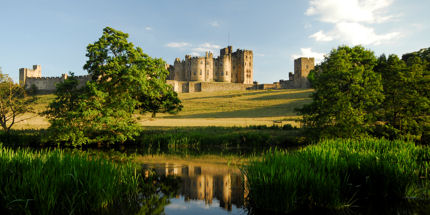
[1,0,429,83]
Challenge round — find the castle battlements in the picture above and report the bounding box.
[167,46,253,84]
[19,65,91,93]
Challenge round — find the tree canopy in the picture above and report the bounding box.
[0,68,35,133]
[299,45,430,143]
[298,46,384,138]
[45,27,182,146]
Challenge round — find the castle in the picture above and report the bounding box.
[283,57,315,89]
[167,46,253,84]
[18,52,314,94]
[19,65,91,93]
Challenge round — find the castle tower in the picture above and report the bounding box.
[294,57,314,79]
[19,65,41,86]
[293,57,315,88]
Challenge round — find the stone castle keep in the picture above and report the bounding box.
[18,47,314,93]
[167,46,253,84]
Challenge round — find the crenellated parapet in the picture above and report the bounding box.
[18,65,91,93]
[168,46,253,85]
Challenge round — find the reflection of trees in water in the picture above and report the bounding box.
[144,163,246,211]
[104,170,181,215]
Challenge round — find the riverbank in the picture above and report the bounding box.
[243,138,430,214]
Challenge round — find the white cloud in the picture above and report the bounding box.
[306,0,394,24]
[144,26,152,31]
[292,48,325,64]
[165,42,191,48]
[309,30,333,42]
[191,43,221,54]
[306,0,401,46]
[210,21,220,27]
[311,22,400,45]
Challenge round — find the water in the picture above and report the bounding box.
[141,159,247,215]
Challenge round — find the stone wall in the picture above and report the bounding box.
[19,65,91,93]
[167,80,252,93]
[282,57,315,89]
[168,46,253,85]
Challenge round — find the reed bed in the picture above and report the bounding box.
[243,139,430,213]
[0,146,152,214]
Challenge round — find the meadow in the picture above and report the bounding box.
[13,89,313,129]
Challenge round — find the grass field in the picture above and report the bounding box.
[14,89,313,129]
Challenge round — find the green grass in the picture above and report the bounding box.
[243,139,430,213]
[0,146,179,215]
[0,125,304,150]
[14,89,313,129]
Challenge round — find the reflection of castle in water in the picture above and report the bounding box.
[143,163,245,211]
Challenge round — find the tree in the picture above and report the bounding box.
[0,69,35,133]
[45,27,182,146]
[297,46,384,139]
[375,54,430,143]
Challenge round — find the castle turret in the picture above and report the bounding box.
[19,65,41,86]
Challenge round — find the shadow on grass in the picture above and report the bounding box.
[249,91,312,101]
[182,89,310,101]
[164,98,311,119]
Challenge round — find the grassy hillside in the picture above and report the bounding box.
[15,89,313,129]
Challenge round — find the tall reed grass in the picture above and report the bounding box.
[0,146,176,214]
[243,139,430,213]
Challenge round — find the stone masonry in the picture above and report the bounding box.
[167,46,253,85]
[281,57,315,89]
[19,65,91,93]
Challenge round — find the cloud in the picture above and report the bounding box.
[166,42,221,56]
[306,0,394,24]
[165,42,191,48]
[292,48,325,64]
[306,0,401,46]
[309,30,333,42]
[144,26,152,31]
[210,21,220,27]
[191,43,221,54]
[311,22,400,45]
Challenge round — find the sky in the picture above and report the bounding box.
[0,0,429,83]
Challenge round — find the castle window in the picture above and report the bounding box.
[221,72,224,76]
[194,71,196,76]
[200,70,202,75]
[200,61,203,64]
[226,71,228,76]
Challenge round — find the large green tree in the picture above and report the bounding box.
[298,46,384,139]
[375,54,430,143]
[45,27,182,146]
[0,69,35,133]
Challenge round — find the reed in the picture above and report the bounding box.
[243,139,430,213]
[0,146,176,214]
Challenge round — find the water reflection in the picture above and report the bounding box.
[142,162,246,214]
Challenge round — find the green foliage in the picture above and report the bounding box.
[0,146,179,215]
[375,54,430,143]
[45,27,182,146]
[243,139,430,213]
[0,70,35,133]
[298,46,384,139]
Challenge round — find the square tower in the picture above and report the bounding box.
[294,58,314,79]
